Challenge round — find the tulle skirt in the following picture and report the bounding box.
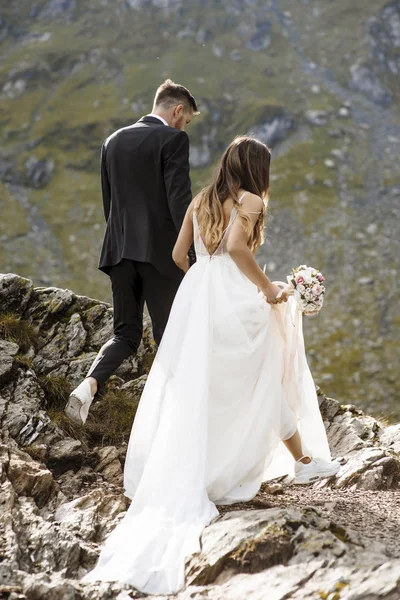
[82,255,330,594]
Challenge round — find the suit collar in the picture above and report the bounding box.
[138,115,166,126]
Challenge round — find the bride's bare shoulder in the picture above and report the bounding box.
[240,192,264,212]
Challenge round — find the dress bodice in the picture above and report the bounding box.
[193,207,238,259]
[193,191,250,259]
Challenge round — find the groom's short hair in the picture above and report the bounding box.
[154,79,199,114]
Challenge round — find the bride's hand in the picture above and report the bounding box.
[263,283,288,305]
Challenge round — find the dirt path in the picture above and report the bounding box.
[218,484,400,558]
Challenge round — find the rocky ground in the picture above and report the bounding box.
[0,272,399,600]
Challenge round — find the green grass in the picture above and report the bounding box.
[0,183,30,239]
[86,387,140,446]
[44,379,141,447]
[47,408,87,443]
[39,374,72,410]
[271,129,340,226]
[0,312,37,352]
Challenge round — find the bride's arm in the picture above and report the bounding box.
[226,194,286,304]
[172,199,196,273]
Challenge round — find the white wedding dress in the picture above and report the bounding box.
[82,194,331,595]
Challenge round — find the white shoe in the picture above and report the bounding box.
[294,456,340,485]
[64,379,94,425]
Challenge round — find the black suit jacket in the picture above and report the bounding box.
[98,116,193,279]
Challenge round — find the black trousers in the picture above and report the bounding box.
[87,259,183,389]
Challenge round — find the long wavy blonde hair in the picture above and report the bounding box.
[196,136,271,255]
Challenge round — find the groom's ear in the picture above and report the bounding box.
[174,104,184,116]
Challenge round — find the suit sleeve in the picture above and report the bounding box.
[162,131,192,231]
[100,142,111,222]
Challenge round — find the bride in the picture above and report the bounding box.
[83,135,340,595]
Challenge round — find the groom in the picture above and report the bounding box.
[65,79,199,425]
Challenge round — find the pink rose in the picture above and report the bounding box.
[317,274,325,282]
[295,275,305,285]
[312,284,323,296]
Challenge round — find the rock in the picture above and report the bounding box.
[48,439,84,475]
[317,391,340,421]
[186,508,297,586]
[324,158,335,168]
[0,274,34,313]
[2,79,26,98]
[5,445,55,507]
[350,61,393,106]
[338,106,351,117]
[326,413,367,456]
[245,19,271,51]
[54,489,128,543]
[33,313,87,373]
[95,446,120,471]
[185,506,394,597]
[82,304,113,350]
[332,447,395,489]
[0,339,19,377]
[249,111,293,148]
[379,423,400,453]
[56,466,100,499]
[182,563,322,600]
[26,287,75,330]
[231,49,241,61]
[94,446,123,481]
[366,223,378,235]
[263,483,284,495]
[306,110,329,126]
[24,156,55,189]
[66,353,98,388]
[2,371,46,442]
[39,0,77,21]
[190,127,217,169]
[368,2,400,76]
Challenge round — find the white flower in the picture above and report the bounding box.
[296,284,306,295]
[302,268,314,284]
[304,289,314,301]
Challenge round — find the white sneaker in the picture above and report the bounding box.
[294,456,340,485]
[64,379,94,425]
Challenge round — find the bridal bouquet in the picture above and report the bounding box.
[287,265,325,315]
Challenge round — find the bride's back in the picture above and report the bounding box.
[193,191,250,259]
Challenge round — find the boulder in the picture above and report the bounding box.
[0,273,33,313]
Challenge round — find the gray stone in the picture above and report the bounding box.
[48,439,84,474]
[5,445,55,507]
[306,110,329,126]
[67,353,98,389]
[326,413,367,457]
[0,339,19,377]
[2,371,46,441]
[350,61,392,106]
[24,156,55,189]
[54,489,128,543]
[379,423,400,453]
[33,313,87,373]
[249,113,293,148]
[0,273,34,313]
